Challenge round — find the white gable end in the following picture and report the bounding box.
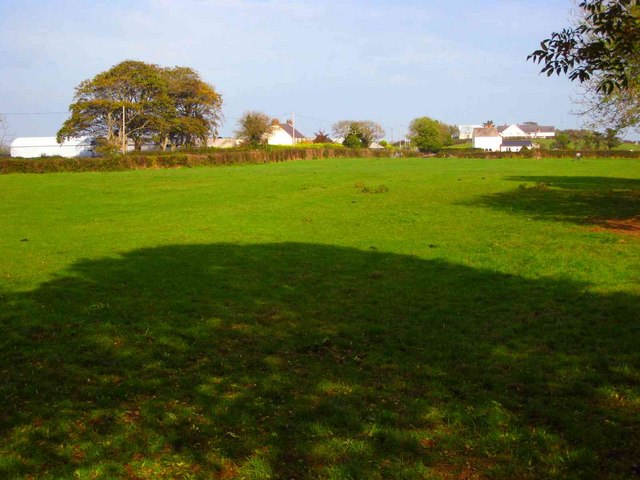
[500,125,527,138]
[267,126,294,146]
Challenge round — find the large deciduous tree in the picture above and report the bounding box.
[408,117,453,153]
[160,66,223,149]
[57,60,223,152]
[332,120,384,148]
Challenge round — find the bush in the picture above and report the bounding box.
[343,133,362,149]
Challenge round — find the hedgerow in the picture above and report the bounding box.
[0,148,389,174]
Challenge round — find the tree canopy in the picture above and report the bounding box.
[0,114,10,154]
[332,121,384,148]
[234,111,272,147]
[312,130,332,143]
[529,0,640,95]
[408,117,453,153]
[57,60,223,151]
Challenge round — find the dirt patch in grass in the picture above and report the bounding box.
[590,216,640,236]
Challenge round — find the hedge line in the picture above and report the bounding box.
[437,149,640,159]
[3,147,638,174]
[0,148,390,174]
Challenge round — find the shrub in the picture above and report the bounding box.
[354,182,389,194]
[343,133,362,149]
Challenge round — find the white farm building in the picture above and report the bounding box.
[456,124,483,140]
[10,137,95,158]
[472,127,502,151]
[497,123,555,139]
[267,119,307,146]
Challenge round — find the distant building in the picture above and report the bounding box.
[456,124,483,140]
[472,127,502,151]
[498,122,555,138]
[500,140,533,152]
[268,119,307,145]
[10,137,95,158]
[207,137,241,148]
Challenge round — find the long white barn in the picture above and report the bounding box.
[10,137,95,158]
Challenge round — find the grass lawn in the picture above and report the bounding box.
[1,157,639,479]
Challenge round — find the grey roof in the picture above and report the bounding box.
[519,124,554,134]
[497,124,554,134]
[502,140,533,147]
[279,123,306,139]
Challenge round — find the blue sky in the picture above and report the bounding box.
[0,0,587,140]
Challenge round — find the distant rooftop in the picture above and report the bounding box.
[272,119,306,139]
[472,127,500,137]
[497,124,555,133]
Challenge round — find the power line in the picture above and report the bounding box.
[296,114,333,124]
[0,111,67,116]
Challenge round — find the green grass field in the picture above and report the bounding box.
[1,158,639,479]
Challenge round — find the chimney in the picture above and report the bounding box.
[286,119,293,126]
[271,118,280,126]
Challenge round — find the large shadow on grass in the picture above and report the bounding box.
[470,176,640,231]
[1,243,639,478]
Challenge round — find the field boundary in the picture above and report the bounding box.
[3,147,640,174]
[0,148,390,174]
[438,148,640,159]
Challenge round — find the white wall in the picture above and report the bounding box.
[500,125,526,138]
[473,136,502,151]
[10,137,94,158]
[529,131,555,138]
[267,127,293,146]
[500,145,524,152]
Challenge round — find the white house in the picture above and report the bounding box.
[497,124,527,138]
[10,137,95,158]
[456,124,483,140]
[267,119,307,145]
[472,127,502,151]
[498,122,555,138]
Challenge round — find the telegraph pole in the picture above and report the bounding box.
[121,104,126,155]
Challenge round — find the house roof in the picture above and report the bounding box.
[472,127,500,137]
[519,124,555,134]
[497,124,554,134]
[278,123,306,139]
[502,140,533,147]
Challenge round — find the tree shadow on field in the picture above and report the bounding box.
[469,176,640,233]
[1,243,639,479]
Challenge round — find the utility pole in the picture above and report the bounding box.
[121,104,126,155]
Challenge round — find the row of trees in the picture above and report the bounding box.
[233,112,454,152]
[57,60,223,152]
[233,114,389,148]
[552,128,622,150]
